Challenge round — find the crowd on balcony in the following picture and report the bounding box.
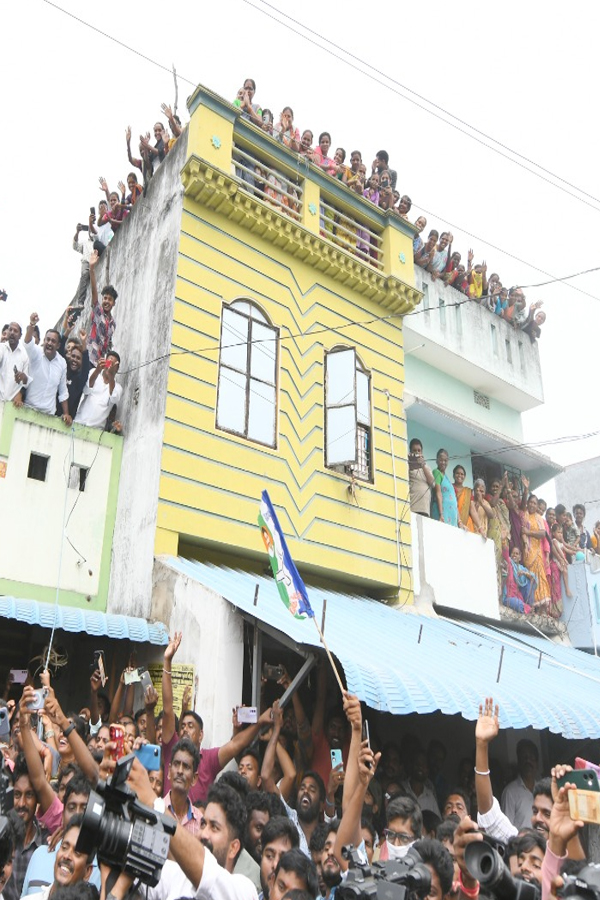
[230,79,546,341]
[408,440,591,618]
[0,248,122,433]
[0,636,592,900]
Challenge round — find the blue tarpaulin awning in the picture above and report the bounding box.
[0,597,168,645]
[166,558,600,741]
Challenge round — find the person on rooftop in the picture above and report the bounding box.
[313,132,336,176]
[274,108,300,152]
[299,130,314,159]
[415,229,438,269]
[22,313,71,425]
[521,300,546,342]
[427,232,450,280]
[237,78,263,126]
[371,150,397,190]
[412,216,427,257]
[118,172,143,210]
[87,250,116,367]
[0,322,29,404]
[161,102,183,150]
[521,494,553,614]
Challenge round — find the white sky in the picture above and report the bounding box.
[2,0,599,479]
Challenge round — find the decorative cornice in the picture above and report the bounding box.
[181,155,422,315]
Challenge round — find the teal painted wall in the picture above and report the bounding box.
[406,419,474,485]
[405,356,524,443]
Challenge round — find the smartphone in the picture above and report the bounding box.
[569,789,600,825]
[134,743,161,770]
[70,307,83,323]
[330,748,343,770]
[237,706,258,725]
[0,708,10,741]
[91,650,107,687]
[262,664,284,681]
[26,688,48,711]
[362,719,370,749]
[90,206,95,216]
[110,725,125,760]
[9,669,28,684]
[557,769,600,792]
[140,669,153,693]
[79,225,89,232]
[575,758,600,778]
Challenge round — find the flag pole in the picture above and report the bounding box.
[312,616,345,695]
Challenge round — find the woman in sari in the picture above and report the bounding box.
[453,465,481,532]
[486,477,511,598]
[502,546,536,613]
[431,449,458,527]
[521,494,552,613]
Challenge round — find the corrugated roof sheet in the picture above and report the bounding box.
[167,558,600,740]
[0,597,168,645]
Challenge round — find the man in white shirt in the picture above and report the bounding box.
[150,782,257,900]
[22,313,71,425]
[501,739,539,831]
[0,322,29,403]
[75,351,122,429]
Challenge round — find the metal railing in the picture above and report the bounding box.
[232,144,303,221]
[319,194,384,271]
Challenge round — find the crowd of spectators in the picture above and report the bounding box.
[231,79,546,342]
[0,246,122,433]
[409,440,592,618]
[0,646,593,900]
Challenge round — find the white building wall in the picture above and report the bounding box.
[411,512,500,619]
[151,558,245,748]
[0,406,115,598]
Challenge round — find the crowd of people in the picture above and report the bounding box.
[409,440,593,618]
[0,250,122,433]
[0,643,594,900]
[229,79,546,342]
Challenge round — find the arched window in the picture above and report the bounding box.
[216,300,278,447]
[324,347,373,481]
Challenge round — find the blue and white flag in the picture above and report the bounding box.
[258,489,314,620]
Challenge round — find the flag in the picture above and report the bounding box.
[258,489,314,620]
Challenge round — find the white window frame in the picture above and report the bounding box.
[324,347,373,482]
[216,300,279,448]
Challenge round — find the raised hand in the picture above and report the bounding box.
[89,249,99,269]
[30,312,39,327]
[99,176,109,192]
[118,180,126,195]
[357,739,380,785]
[161,102,173,118]
[343,690,362,732]
[164,631,182,662]
[144,684,158,709]
[327,763,345,797]
[125,126,132,143]
[475,697,499,745]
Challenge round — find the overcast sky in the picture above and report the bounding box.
[2,0,599,491]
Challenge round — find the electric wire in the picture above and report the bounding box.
[241,0,600,212]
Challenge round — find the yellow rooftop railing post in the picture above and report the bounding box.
[301,177,320,236]
[381,215,416,283]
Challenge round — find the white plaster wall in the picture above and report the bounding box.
[98,133,188,618]
[407,269,544,409]
[411,512,500,618]
[151,558,245,747]
[0,412,114,596]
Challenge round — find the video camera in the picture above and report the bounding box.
[337,845,432,900]
[561,864,600,900]
[76,753,175,887]
[465,837,540,900]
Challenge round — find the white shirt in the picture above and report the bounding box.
[477,796,518,843]
[93,218,113,247]
[75,371,122,428]
[149,850,256,900]
[73,236,95,262]
[400,779,442,818]
[24,341,68,414]
[501,775,534,831]
[0,342,29,401]
[23,888,50,900]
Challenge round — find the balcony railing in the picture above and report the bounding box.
[319,192,384,271]
[232,143,303,222]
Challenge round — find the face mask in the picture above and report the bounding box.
[386,841,413,860]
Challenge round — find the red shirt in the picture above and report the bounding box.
[162,732,222,804]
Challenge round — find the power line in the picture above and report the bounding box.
[242,0,600,214]
[516,266,600,290]
[40,0,600,307]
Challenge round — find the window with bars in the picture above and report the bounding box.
[216,300,279,447]
[324,347,373,482]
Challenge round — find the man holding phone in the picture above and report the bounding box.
[74,350,122,429]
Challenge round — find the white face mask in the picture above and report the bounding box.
[386,841,414,860]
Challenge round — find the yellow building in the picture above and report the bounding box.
[104,83,421,612]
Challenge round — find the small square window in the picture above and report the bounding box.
[28,453,49,482]
[69,463,89,492]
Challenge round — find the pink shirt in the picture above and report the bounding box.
[162,732,222,804]
[37,792,63,836]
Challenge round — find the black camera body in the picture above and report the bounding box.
[465,838,540,900]
[561,864,600,900]
[76,754,175,887]
[337,845,432,900]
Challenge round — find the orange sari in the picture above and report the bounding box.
[454,485,476,532]
[521,511,552,610]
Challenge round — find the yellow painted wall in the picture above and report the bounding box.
[155,87,420,600]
